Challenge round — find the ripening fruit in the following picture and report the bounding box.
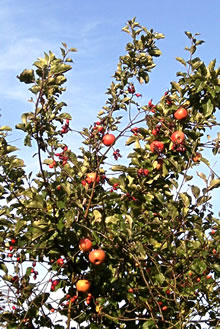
[171,131,185,144]
[128,84,135,94]
[49,161,56,169]
[56,258,64,266]
[174,107,188,120]
[97,126,104,133]
[89,249,106,265]
[143,169,149,176]
[86,173,100,184]
[155,159,163,170]
[150,141,165,153]
[102,134,116,146]
[193,152,202,162]
[79,238,93,252]
[76,279,91,293]
[152,129,157,136]
[52,280,59,286]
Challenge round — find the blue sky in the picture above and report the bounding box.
[0,0,219,128]
[0,0,219,211]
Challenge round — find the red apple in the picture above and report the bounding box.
[86,173,100,184]
[162,306,168,311]
[193,152,202,162]
[79,238,93,252]
[89,249,106,265]
[152,129,157,136]
[171,131,185,144]
[52,280,59,286]
[102,134,116,146]
[76,279,91,293]
[143,169,149,176]
[174,107,188,120]
[56,258,64,266]
[150,141,164,153]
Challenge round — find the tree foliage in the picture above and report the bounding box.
[0,18,219,329]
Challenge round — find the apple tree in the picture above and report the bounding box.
[0,18,219,329]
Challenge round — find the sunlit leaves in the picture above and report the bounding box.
[17,69,35,84]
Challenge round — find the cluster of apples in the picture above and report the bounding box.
[81,133,116,186]
[76,238,106,293]
[54,145,69,166]
[90,118,116,146]
[61,119,70,134]
[150,107,188,155]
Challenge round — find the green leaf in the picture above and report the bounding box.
[155,33,165,39]
[62,42,67,49]
[58,113,72,120]
[105,215,119,225]
[111,165,127,172]
[149,48,162,57]
[6,146,19,153]
[213,263,220,273]
[26,200,43,208]
[201,157,210,167]
[126,136,136,146]
[17,69,35,84]
[179,192,191,208]
[202,99,214,118]
[93,209,102,222]
[0,262,8,274]
[207,178,220,191]
[69,47,77,52]
[50,63,72,75]
[138,72,149,84]
[142,320,156,329]
[176,57,186,66]
[208,59,216,72]
[185,175,193,182]
[191,259,206,274]
[197,171,207,183]
[29,85,41,94]
[196,196,210,206]
[171,81,182,93]
[121,96,131,104]
[191,185,200,199]
[11,158,25,167]
[195,40,205,46]
[122,26,130,34]
[155,273,165,284]
[0,125,12,131]
[185,31,192,39]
